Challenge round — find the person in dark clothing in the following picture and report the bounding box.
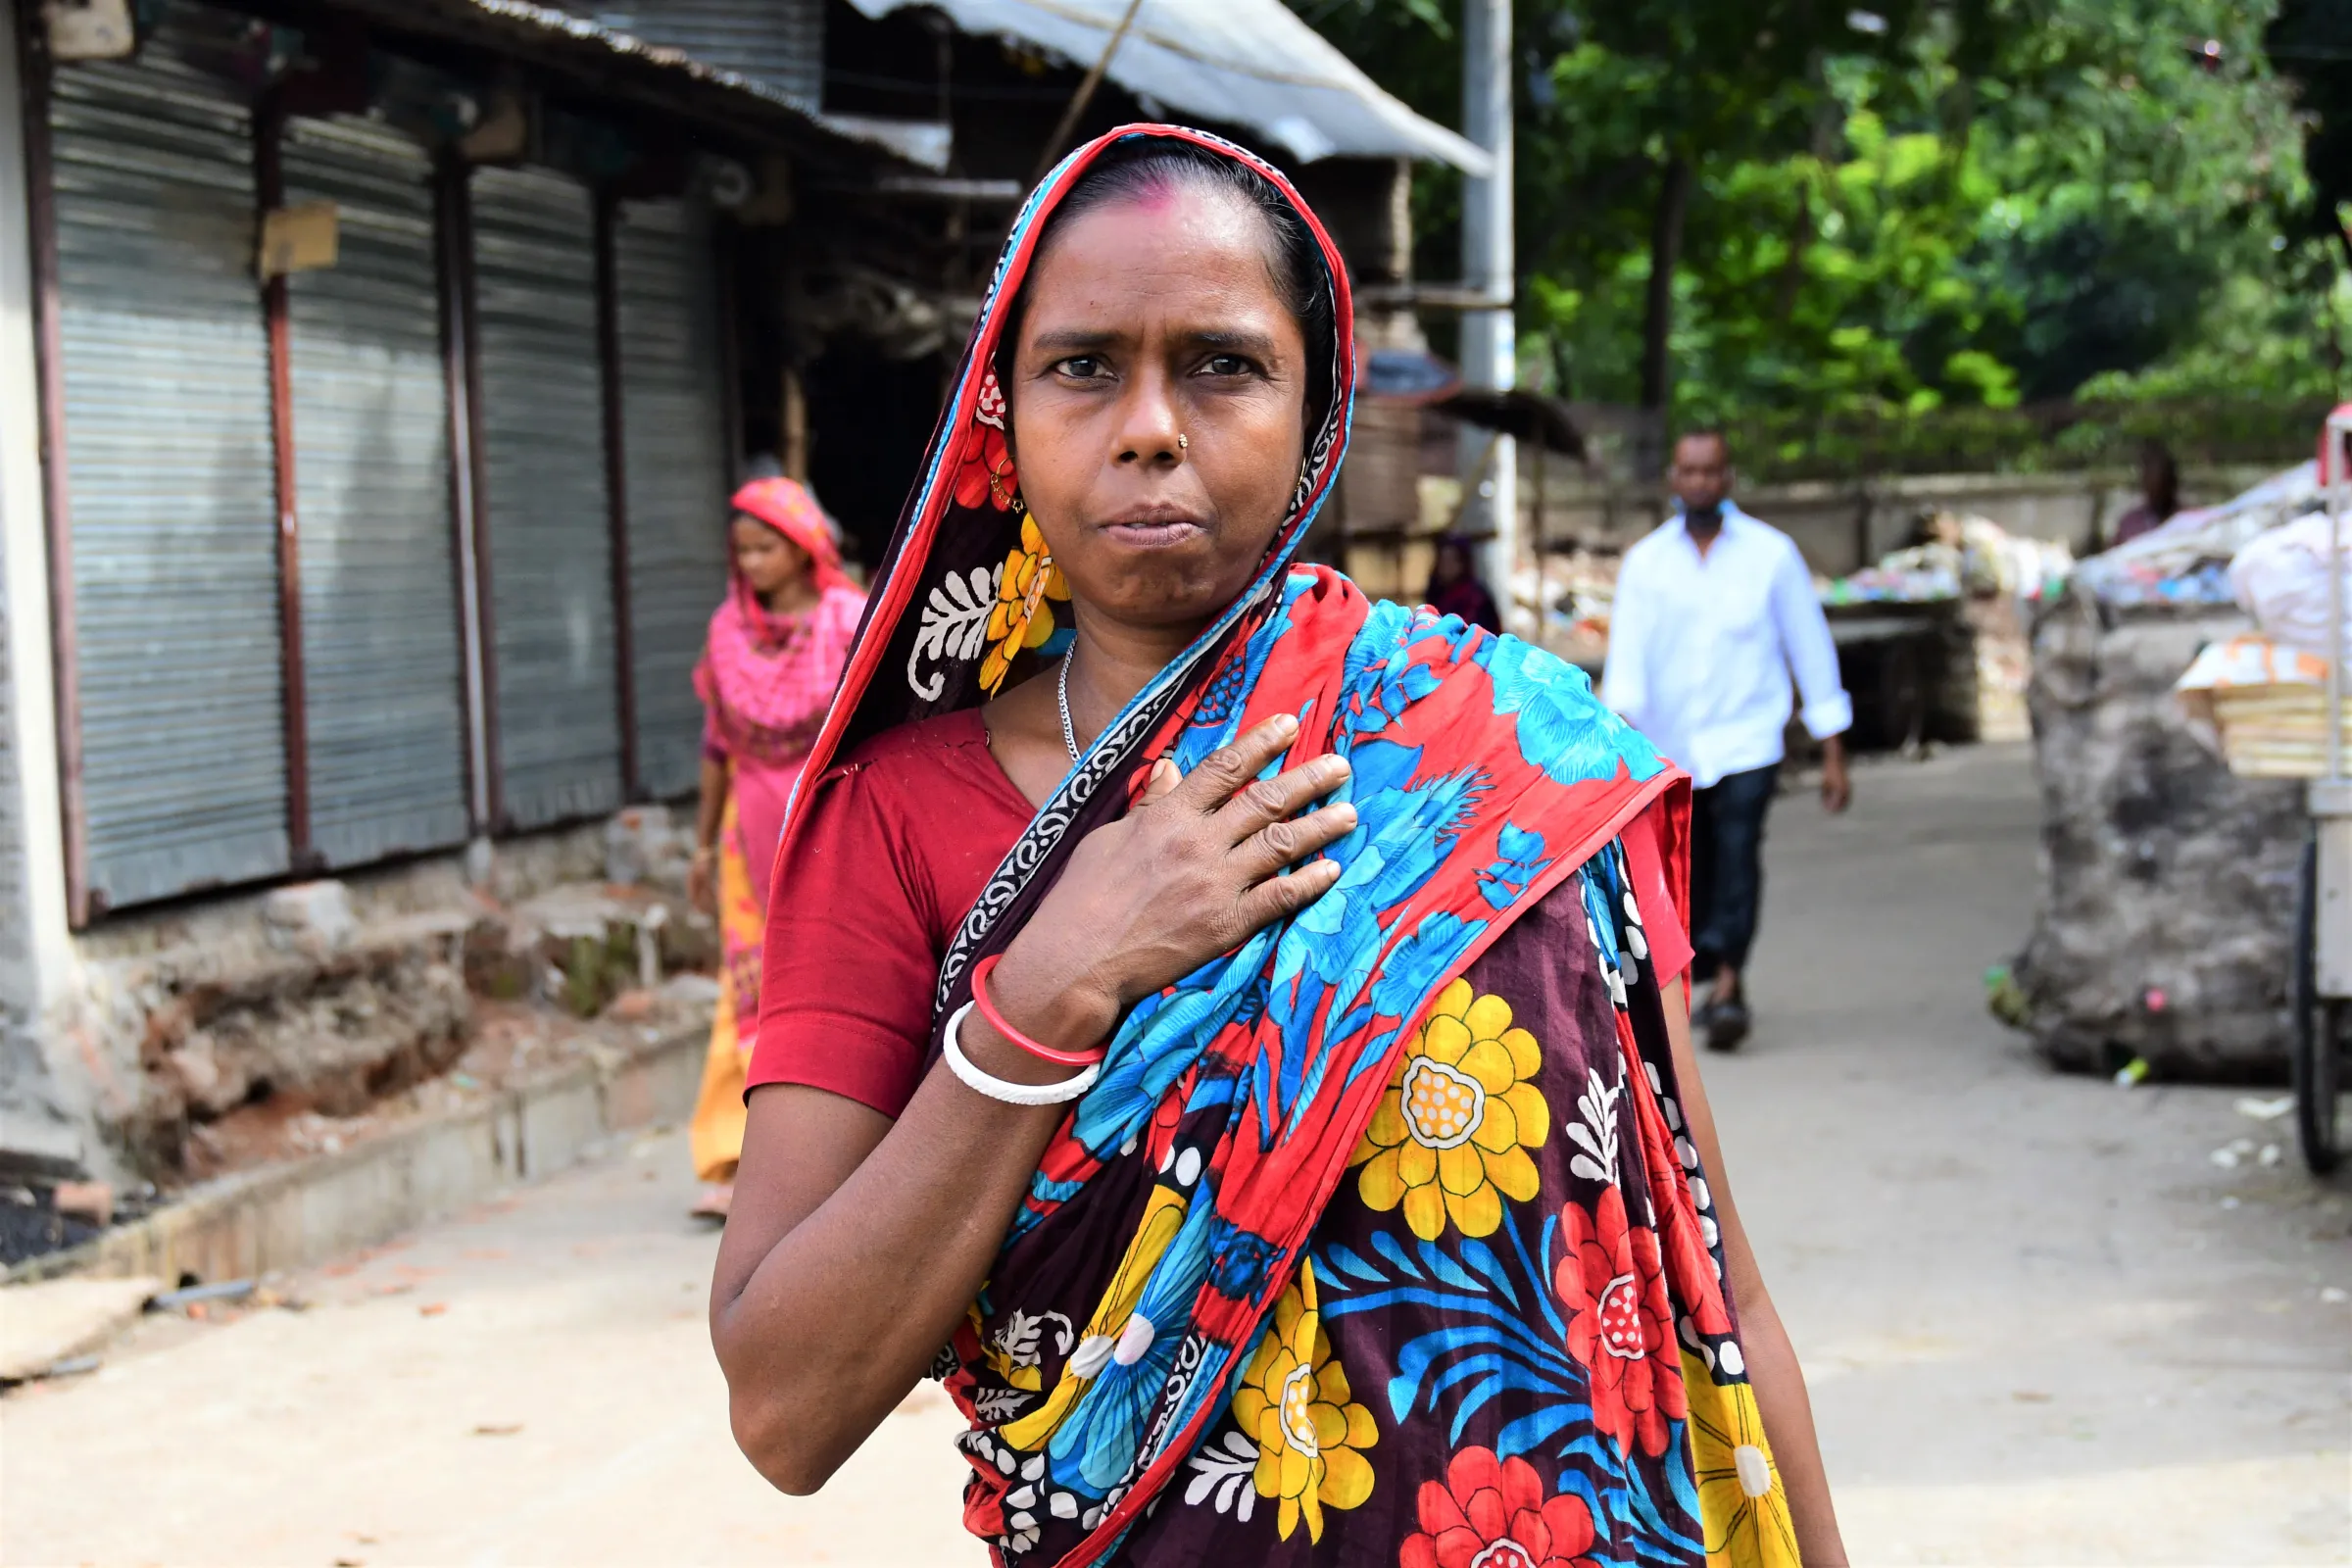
[2111,440,2180,545]
[1423,533,1502,632]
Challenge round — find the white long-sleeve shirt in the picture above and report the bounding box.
[1601,503,1853,788]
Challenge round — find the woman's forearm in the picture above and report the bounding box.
[696,755,728,851]
[1735,1281,1845,1564]
[711,950,1115,1494]
[713,1072,1064,1492]
[1658,978,1847,1562]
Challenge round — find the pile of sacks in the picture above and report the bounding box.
[1819,512,2074,607]
[2176,497,2352,779]
[2075,462,2321,607]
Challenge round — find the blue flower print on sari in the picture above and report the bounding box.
[1179,580,1302,764]
[1052,1187,1220,1494]
[1478,823,1553,910]
[1206,1216,1283,1300]
[1485,637,1664,787]
[1402,605,1490,667]
[1343,652,1442,739]
[1367,909,1485,1023]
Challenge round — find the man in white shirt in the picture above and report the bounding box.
[1602,429,1853,1051]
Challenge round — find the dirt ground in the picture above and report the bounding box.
[3,742,2347,1566]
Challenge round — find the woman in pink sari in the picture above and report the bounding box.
[687,477,865,1219]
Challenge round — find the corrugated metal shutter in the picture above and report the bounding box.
[614,196,730,800]
[469,165,622,830]
[280,116,469,867]
[558,2,823,106]
[49,4,287,909]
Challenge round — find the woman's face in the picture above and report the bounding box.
[732,514,808,598]
[1005,183,1310,636]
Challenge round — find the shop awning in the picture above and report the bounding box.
[839,0,1494,173]
[314,0,952,167]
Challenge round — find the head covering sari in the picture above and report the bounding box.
[694,476,864,1012]
[775,127,1796,1567]
[697,478,863,889]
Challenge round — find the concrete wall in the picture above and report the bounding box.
[1501,464,2283,576]
[0,7,85,1172]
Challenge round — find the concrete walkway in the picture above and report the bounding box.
[3,744,2346,1565]
[1735,743,2349,1562]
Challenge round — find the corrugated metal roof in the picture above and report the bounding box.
[547,2,823,109]
[342,0,951,168]
[840,0,1492,173]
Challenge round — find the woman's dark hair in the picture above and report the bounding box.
[991,138,1338,443]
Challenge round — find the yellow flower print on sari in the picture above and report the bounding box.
[1231,1260,1377,1543]
[1348,978,1548,1239]
[1000,1187,1186,1449]
[979,514,1071,694]
[1682,1349,1801,1568]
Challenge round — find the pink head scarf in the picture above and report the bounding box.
[728,476,852,640]
[697,478,865,907]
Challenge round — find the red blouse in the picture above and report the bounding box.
[749,708,1692,1118]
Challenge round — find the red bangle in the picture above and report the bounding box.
[971,955,1106,1068]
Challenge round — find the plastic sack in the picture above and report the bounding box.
[2230,511,2352,661]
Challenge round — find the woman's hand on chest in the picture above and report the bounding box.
[986,713,1356,1054]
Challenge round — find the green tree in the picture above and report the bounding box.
[1298,0,2337,441]
[2269,0,2352,264]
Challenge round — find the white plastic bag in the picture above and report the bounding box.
[2230,511,2352,661]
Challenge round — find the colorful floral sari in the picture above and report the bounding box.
[689,478,862,1182]
[773,126,1799,1567]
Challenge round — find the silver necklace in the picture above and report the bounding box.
[1056,650,1081,762]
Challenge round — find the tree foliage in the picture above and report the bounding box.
[2268,0,2352,255]
[1296,0,2342,435]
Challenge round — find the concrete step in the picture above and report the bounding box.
[5,1022,706,1290]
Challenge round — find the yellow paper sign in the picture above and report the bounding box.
[258,202,340,279]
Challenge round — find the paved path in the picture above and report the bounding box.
[4,744,2347,1565]
[1733,744,2348,1563]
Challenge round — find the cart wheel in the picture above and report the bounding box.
[2294,833,2344,1176]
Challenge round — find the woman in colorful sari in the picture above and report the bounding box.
[684,476,864,1221]
[712,128,1847,1565]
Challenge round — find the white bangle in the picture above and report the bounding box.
[940,1002,1102,1105]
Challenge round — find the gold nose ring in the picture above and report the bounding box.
[1176,433,1189,451]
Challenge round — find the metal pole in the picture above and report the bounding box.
[1031,0,1147,188]
[1535,437,1547,648]
[257,99,315,871]
[2314,414,2352,1004]
[1458,0,1515,622]
[2330,415,2347,788]
[593,187,641,803]
[436,155,492,838]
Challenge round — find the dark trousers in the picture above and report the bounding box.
[1690,762,1779,982]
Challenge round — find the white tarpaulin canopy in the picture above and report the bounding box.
[841,0,1494,173]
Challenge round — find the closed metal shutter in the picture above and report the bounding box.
[49,5,287,910]
[282,117,470,866]
[469,166,622,830]
[558,2,823,107]
[614,196,731,800]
